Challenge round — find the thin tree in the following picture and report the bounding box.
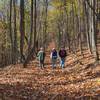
[43,0,48,49]
[9,0,13,63]
[20,0,25,62]
[28,0,33,52]
[34,0,37,50]
[13,0,18,64]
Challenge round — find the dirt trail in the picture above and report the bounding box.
[0,42,100,100]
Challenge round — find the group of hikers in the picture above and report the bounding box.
[37,47,67,69]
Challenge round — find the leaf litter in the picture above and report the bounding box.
[0,49,100,100]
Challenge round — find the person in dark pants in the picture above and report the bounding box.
[37,47,45,69]
[59,47,67,69]
[50,48,58,69]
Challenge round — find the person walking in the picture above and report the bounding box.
[59,47,67,69]
[50,48,58,69]
[37,47,45,69]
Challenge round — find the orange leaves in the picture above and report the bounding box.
[0,49,100,99]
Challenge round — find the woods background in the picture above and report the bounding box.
[0,0,100,67]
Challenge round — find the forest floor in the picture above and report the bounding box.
[0,42,100,100]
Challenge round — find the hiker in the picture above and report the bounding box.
[50,48,58,69]
[37,47,45,69]
[59,47,67,69]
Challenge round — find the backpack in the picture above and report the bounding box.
[60,50,66,57]
[52,51,57,59]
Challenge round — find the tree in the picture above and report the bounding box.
[43,0,48,49]
[28,0,33,52]
[85,0,99,61]
[20,0,25,62]
[9,0,13,63]
[23,0,37,67]
[13,0,18,64]
[33,0,37,50]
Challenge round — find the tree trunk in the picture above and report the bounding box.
[87,0,99,61]
[63,0,71,51]
[34,0,37,51]
[93,0,99,61]
[23,0,37,67]
[28,0,33,52]
[84,0,92,53]
[13,0,18,64]
[20,0,25,62]
[9,0,14,64]
[43,0,48,49]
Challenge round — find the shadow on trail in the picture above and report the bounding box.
[0,83,100,100]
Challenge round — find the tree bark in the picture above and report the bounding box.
[28,0,33,52]
[20,0,25,62]
[9,0,14,64]
[13,0,18,64]
[86,0,99,61]
[43,0,48,49]
[34,0,37,51]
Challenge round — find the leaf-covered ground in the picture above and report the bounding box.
[0,43,100,100]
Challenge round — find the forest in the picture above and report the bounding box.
[0,0,100,99]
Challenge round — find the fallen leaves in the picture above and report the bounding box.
[0,50,100,100]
